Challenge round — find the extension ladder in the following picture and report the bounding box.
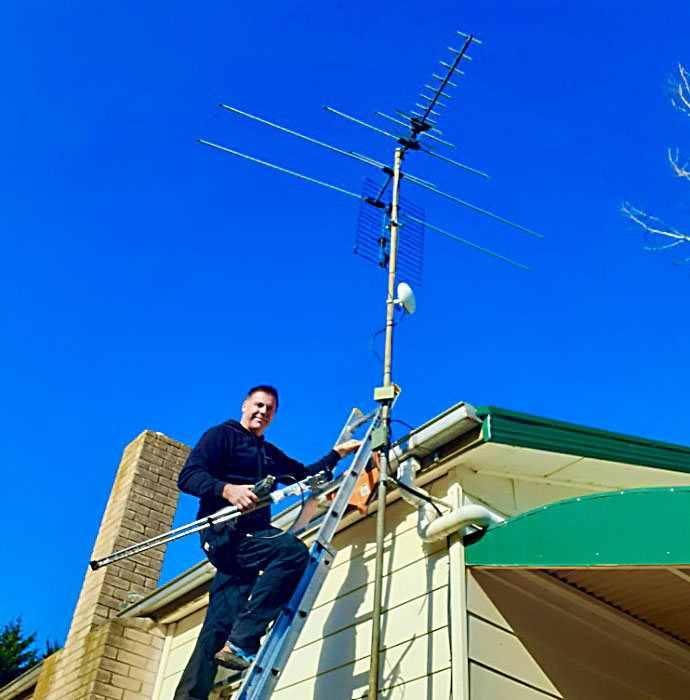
[223,405,382,700]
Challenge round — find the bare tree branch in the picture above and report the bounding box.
[621,201,690,251]
[624,63,690,266]
[668,147,690,180]
[670,63,690,116]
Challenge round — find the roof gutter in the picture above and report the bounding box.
[390,401,481,467]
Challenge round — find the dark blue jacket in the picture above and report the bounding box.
[178,419,340,531]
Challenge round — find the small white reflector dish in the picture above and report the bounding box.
[396,282,416,314]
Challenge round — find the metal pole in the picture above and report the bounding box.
[368,147,403,700]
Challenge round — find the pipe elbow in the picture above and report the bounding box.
[419,504,504,543]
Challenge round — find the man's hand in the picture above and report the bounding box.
[334,439,363,458]
[222,483,259,511]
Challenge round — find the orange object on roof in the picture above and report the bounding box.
[327,451,380,515]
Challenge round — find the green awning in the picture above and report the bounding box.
[465,486,690,567]
[475,406,690,474]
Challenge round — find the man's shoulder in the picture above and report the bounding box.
[206,419,243,434]
[197,420,243,444]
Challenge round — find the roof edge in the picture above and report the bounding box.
[475,406,690,474]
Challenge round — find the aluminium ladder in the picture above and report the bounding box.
[224,405,383,700]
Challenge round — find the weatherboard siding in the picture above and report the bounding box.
[272,479,451,698]
[152,609,205,699]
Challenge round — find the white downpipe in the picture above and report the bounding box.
[397,458,504,542]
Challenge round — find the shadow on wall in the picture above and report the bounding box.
[312,510,438,699]
[312,542,369,697]
[471,569,690,700]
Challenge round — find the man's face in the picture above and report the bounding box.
[240,391,277,437]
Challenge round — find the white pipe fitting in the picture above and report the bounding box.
[397,457,504,543]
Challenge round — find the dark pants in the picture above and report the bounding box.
[173,526,310,700]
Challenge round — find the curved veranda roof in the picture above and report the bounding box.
[466,486,690,644]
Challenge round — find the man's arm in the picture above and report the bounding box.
[178,426,258,511]
[267,439,362,482]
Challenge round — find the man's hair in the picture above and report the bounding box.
[246,384,279,408]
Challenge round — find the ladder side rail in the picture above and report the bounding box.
[236,542,335,699]
[334,408,366,446]
[314,408,381,546]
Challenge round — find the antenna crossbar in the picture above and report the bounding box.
[424,85,453,100]
[419,95,448,107]
[416,104,441,117]
[448,46,473,60]
[432,75,458,88]
[439,61,465,75]
[457,30,482,45]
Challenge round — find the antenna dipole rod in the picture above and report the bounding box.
[410,178,543,238]
[324,106,399,141]
[219,104,390,174]
[197,139,362,200]
[402,212,530,270]
[419,146,489,177]
[369,147,403,700]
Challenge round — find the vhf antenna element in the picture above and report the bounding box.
[198,29,541,700]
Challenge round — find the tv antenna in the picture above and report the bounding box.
[198,29,540,700]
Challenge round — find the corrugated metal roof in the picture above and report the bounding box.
[548,568,690,646]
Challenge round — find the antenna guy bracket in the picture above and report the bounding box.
[398,138,420,150]
[410,117,432,132]
[365,197,387,209]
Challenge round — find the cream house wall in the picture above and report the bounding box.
[154,476,454,699]
[153,464,690,700]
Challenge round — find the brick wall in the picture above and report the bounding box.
[30,430,190,700]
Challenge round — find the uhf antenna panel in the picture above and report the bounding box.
[356,178,425,286]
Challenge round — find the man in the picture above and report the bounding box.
[173,385,361,700]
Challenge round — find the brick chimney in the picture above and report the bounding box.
[29,430,190,699]
[66,430,190,643]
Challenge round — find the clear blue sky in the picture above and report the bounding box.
[2,0,690,647]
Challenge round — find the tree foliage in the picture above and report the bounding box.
[0,618,60,688]
[0,618,38,687]
[623,64,690,264]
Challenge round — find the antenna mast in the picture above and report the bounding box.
[197,27,540,700]
[368,146,402,697]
